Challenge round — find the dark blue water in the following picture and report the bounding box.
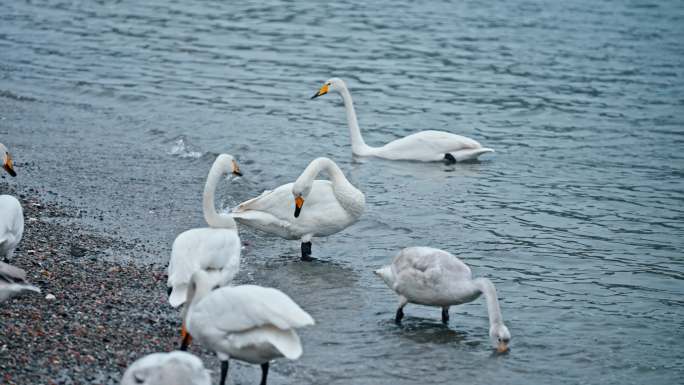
[1,0,683,384]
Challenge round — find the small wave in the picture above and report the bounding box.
[168,136,203,159]
[0,90,38,102]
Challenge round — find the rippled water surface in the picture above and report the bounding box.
[2,0,683,384]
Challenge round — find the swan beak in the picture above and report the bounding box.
[180,323,192,350]
[311,84,329,99]
[231,159,242,176]
[2,153,16,177]
[496,341,509,353]
[294,196,304,218]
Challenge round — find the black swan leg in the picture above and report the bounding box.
[301,242,314,261]
[219,360,229,385]
[260,362,270,385]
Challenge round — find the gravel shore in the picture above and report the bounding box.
[0,185,181,384]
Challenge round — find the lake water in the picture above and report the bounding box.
[1,0,683,384]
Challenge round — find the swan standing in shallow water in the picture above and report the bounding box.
[166,154,243,308]
[311,78,494,163]
[120,351,210,385]
[0,261,40,303]
[375,247,511,353]
[1,142,23,261]
[232,157,364,261]
[181,270,315,385]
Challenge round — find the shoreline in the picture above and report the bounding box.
[0,184,179,384]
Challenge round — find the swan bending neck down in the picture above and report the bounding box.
[232,157,364,261]
[120,351,211,385]
[375,246,511,353]
[312,78,494,162]
[166,154,242,308]
[181,270,315,385]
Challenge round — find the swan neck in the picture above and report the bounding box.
[298,158,363,216]
[474,278,504,326]
[300,158,348,187]
[339,86,373,155]
[183,278,211,324]
[203,166,237,229]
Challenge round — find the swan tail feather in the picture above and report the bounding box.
[448,147,494,162]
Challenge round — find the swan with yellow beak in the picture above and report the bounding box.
[232,157,364,261]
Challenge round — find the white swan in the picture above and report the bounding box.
[1,143,23,261]
[166,154,243,308]
[232,157,364,260]
[120,351,210,385]
[311,78,494,162]
[0,261,40,303]
[180,270,315,385]
[375,247,511,353]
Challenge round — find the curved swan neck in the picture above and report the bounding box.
[203,163,237,229]
[299,157,348,187]
[473,277,504,326]
[338,85,374,156]
[296,157,364,217]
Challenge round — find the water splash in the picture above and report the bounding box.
[168,136,203,159]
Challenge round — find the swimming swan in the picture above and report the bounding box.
[120,351,211,385]
[0,143,23,261]
[166,154,243,308]
[232,157,364,261]
[375,246,511,353]
[180,270,314,385]
[311,78,494,162]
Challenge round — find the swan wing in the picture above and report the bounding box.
[0,262,40,302]
[392,247,472,292]
[193,284,314,333]
[378,131,488,161]
[230,326,304,360]
[233,184,293,216]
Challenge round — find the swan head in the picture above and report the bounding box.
[291,183,312,218]
[311,78,346,99]
[490,323,511,353]
[0,143,16,177]
[213,154,242,177]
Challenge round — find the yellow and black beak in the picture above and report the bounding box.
[311,83,329,99]
[497,341,509,354]
[294,196,304,217]
[231,159,242,177]
[2,153,16,177]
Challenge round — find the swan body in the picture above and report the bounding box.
[375,246,511,352]
[120,351,211,385]
[1,143,22,261]
[182,271,314,385]
[0,261,40,303]
[166,154,242,307]
[232,157,364,260]
[0,195,23,260]
[312,78,494,162]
